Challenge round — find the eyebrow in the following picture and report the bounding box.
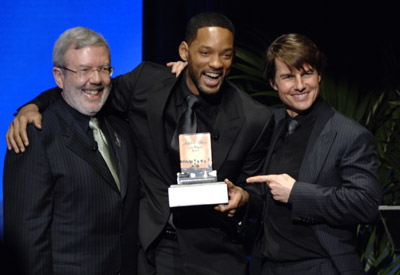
[75,63,111,69]
[303,68,314,73]
[278,72,293,78]
[198,45,234,51]
[198,45,211,50]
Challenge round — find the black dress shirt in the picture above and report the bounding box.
[60,99,118,166]
[264,97,328,261]
[165,69,222,173]
[60,99,91,135]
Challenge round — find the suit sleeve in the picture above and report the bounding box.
[108,62,146,117]
[17,87,61,113]
[3,125,54,274]
[289,128,381,226]
[239,109,274,219]
[238,109,274,184]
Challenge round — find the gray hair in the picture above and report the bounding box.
[52,27,110,67]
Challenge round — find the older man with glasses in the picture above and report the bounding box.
[3,27,139,275]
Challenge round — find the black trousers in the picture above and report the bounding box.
[138,228,228,275]
[138,230,185,275]
[261,258,339,275]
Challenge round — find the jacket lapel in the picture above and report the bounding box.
[57,104,118,190]
[212,87,245,170]
[146,76,179,182]
[298,100,336,183]
[262,108,286,172]
[105,119,128,198]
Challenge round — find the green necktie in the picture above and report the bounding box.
[89,117,120,190]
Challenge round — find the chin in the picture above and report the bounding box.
[199,85,221,95]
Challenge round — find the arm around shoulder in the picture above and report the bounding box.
[109,61,151,115]
[6,87,61,153]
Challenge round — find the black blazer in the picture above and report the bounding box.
[3,99,139,275]
[253,99,381,274]
[111,61,274,274]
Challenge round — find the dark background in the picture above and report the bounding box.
[143,0,399,94]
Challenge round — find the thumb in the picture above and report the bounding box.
[33,114,43,130]
[224,178,234,189]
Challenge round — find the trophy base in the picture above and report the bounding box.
[168,182,228,207]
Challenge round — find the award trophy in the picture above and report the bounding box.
[168,133,228,207]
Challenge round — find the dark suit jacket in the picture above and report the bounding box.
[252,99,381,274]
[111,61,274,274]
[3,99,139,275]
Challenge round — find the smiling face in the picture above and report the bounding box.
[179,27,234,96]
[272,58,321,118]
[53,45,111,116]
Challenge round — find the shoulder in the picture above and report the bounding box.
[21,103,64,155]
[311,99,372,139]
[330,108,371,136]
[226,80,273,117]
[140,61,171,72]
[40,99,67,129]
[324,107,376,149]
[127,61,174,79]
[111,61,175,97]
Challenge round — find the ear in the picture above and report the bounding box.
[179,41,189,61]
[270,80,278,91]
[318,74,322,83]
[53,67,65,89]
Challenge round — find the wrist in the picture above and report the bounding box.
[239,189,249,207]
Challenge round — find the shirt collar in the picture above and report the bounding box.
[60,97,104,134]
[285,96,323,127]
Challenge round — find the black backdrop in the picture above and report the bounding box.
[143,0,399,93]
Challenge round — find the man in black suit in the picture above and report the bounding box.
[6,13,273,275]
[245,34,381,274]
[3,27,139,275]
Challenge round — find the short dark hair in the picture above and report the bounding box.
[184,12,235,44]
[265,33,326,85]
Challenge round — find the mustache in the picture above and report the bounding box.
[82,85,105,90]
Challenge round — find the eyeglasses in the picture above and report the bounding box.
[61,66,114,79]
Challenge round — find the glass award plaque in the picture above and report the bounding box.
[168,133,228,207]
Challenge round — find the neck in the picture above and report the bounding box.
[185,70,199,95]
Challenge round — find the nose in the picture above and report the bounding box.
[294,75,305,91]
[209,54,223,69]
[89,68,101,83]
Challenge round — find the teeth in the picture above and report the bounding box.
[293,93,307,99]
[205,73,219,78]
[83,90,100,95]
